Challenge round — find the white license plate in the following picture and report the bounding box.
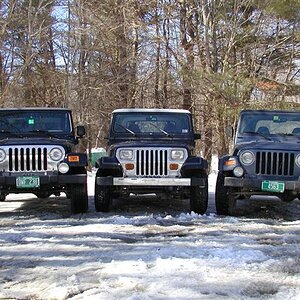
[16,176,40,188]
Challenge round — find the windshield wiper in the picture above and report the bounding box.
[243,131,272,141]
[148,123,172,137]
[27,130,60,138]
[115,124,136,136]
[277,133,300,141]
[0,130,23,138]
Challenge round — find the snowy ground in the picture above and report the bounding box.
[0,170,300,299]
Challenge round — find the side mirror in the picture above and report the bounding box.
[194,133,201,140]
[76,125,86,138]
[225,126,234,138]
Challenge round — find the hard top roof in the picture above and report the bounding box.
[113,108,191,114]
[0,107,71,112]
[241,109,300,114]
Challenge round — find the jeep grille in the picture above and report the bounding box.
[5,146,64,172]
[255,151,295,176]
[136,149,168,176]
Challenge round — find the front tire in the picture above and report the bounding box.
[215,172,236,215]
[280,194,295,202]
[190,176,208,214]
[70,183,88,214]
[35,192,51,199]
[0,193,6,202]
[94,183,111,212]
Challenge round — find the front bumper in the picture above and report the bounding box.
[225,177,300,191]
[0,173,86,187]
[96,176,206,187]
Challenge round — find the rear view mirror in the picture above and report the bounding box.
[76,125,86,138]
[194,133,201,140]
[226,126,234,138]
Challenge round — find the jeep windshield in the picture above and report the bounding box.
[238,111,300,137]
[112,112,192,136]
[0,110,73,136]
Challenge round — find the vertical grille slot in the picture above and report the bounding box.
[136,149,168,176]
[26,148,30,170]
[8,147,49,172]
[255,151,294,176]
[14,148,19,171]
[43,148,47,170]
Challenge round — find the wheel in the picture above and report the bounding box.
[35,192,51,199]
[94,183,111,212]
[70,183,88,214]
[280,194,295,202]
[215,172,236,215]
[0,193,6,202]
[190,175,208,214]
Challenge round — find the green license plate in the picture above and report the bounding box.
[261,181,285,193]
[16,176,40,188]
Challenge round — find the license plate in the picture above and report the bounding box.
[16,176,40,188]
[261,180,285,193]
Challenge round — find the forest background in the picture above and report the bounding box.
[0,0,299,164]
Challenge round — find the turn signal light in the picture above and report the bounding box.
[68,155,79,162]
[169,163,179,170]
[224,159,236,167]
[125,163,134,170]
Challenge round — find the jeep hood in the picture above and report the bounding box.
[0,137,75,150]
[108,140,193,155]
[233,140,300,154]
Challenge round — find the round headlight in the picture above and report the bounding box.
[240,151,255,165]
[58,162,69,174]
[119,149,133,160]
[233,166,244,177]
[0,149,6,162]
[49,147,64,161]
[295,154,300,167]
[171,150,185,161]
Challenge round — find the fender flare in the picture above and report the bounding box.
[181,156,208,177]
[95,156,123,177]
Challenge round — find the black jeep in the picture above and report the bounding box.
[0,108,88,213]
[216,109,300,215]
[94,108,208,213]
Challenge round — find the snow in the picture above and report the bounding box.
[0,162,300,299]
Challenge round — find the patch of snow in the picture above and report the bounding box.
[0,167,300,299]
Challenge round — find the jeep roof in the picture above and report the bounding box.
[240,109,300,114]
[112,108,191,114]
[0,107,71,112]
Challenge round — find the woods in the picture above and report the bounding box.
[0,0,299,161]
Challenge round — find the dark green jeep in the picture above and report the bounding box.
[0,108,88,214]
[94,108,208,214]
[216,110,300,215]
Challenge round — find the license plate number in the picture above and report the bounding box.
[16,176,40,188]
[261,181,285,193]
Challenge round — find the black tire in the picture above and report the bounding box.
[0,193,6,202]
[70,183,88,214]
[280,194,295,202]
[35,192,51,199]
[94,183,111,212]
[190,176,208,214]
[215,172,236,215]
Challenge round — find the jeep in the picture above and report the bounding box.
[94,108,208,213]
[216,109,300,215]
[0,108,88,213]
